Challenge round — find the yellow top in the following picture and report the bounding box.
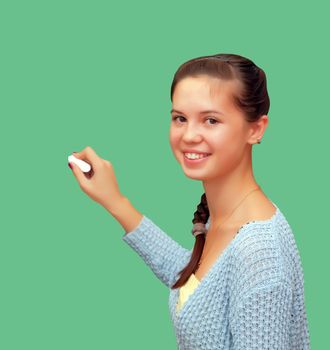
[176,273,200,314]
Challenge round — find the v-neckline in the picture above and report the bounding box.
[175,201,280,319]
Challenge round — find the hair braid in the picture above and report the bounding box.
[171,193,209,289]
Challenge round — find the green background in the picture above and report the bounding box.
[1,0,326,348]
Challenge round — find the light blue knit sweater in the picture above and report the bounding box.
[122,202,311,349]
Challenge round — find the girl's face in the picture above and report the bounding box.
[169,75,252,181]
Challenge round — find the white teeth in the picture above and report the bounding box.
[184,153,210,159]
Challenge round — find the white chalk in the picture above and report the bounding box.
[68,154,92,173]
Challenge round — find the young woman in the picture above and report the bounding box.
[69,53,311,349]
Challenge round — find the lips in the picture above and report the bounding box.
[183,149,211,155]
[184,153,210,159]
[183,153,211,165]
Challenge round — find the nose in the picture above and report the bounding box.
[182,124,203,143]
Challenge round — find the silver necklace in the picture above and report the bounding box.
[197,186,261,268]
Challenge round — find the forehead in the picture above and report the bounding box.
[172,76,240,115]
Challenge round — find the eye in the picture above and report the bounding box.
[206,118,219,125]
[171,115,219,125]
[172,115,186,123]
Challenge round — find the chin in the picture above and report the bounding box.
[182,166,211,180]
[185,174,207,180]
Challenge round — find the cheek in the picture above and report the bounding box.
[207,131,228,151]
[209,132,244,172]
[169,128,181,149]
[211,125,242,150]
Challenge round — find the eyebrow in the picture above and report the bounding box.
[170,109,225,115]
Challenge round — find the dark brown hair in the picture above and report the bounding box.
[170,53,270,289]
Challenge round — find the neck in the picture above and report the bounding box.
[202,153,261,228]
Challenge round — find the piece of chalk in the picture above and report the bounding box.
[68,154,92,173]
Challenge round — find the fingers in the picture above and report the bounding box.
[70,161,89,189]
[74,146,96,159]
[72,146,102,170]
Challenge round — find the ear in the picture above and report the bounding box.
[247,115,269,145]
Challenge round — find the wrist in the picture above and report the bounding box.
[105,195,143,234]
[104,195,128,216]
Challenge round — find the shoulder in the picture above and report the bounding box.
[229,217,292,300]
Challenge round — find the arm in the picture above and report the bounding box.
[229,228,293,349]
[109,196,191,288]
[229,281,293,350]
[122,215,192,288]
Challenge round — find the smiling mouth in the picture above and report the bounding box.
[183,153,212,163]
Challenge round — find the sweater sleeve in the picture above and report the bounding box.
[122,215,192,288]
[229,226,294,349]
[230,281,293,350]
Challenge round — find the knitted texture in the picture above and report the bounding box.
[122,203,311,349]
